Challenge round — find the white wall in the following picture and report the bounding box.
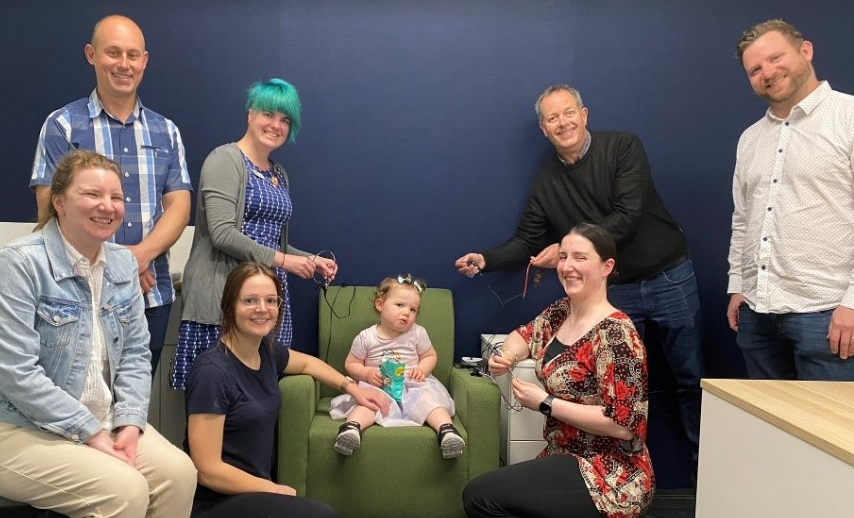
[0,223,195,277]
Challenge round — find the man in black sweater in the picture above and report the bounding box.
[455,84,703,467]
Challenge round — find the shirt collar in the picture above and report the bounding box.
[56,221,107,273]
[765,81,831,121]
[558,130,592,166]
[87,88,143,123]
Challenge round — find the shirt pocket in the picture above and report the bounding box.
[104,299,135,349]
[35,299,81,349]
[139,144,174,178]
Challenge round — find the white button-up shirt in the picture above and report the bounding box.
[728,81,854,313]
[58,227,114,430]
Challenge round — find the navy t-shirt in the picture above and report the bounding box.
[185,340,290,500]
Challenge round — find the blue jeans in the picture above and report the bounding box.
[145,303,173,376]
[607,258,704,461]
[736,306,854,380]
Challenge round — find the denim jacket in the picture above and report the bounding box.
[0,219,151,443]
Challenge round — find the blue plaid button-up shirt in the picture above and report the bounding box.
[31,90,193,308]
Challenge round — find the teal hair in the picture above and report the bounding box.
[245,78,302,142]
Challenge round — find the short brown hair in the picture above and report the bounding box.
[35,150,121,231]
[736,19,804,62]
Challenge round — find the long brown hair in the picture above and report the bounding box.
[220,261,284,347]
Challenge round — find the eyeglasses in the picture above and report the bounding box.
[239,295,284,309]
[397,274,426,293]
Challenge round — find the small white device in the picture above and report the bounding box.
[460,356,482,366]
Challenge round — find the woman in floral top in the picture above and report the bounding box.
[463,223,654,518]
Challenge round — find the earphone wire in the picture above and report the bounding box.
[310,249,337,292]
[321,283,356,365]
[474,368,522,412]
[473,262,543,309]
[465,335,521,412]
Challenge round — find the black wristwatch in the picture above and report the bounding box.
[538,394,555,416]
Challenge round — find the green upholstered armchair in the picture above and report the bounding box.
[277,286,500,518]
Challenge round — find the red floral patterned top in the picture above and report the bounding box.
[516,297,655,518]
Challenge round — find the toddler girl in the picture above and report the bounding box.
[329,274,464,459]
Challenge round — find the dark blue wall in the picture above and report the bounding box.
[5,0,853,488]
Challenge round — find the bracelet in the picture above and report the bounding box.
[339,376,355,392]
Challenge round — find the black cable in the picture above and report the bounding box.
[321,284,356,365]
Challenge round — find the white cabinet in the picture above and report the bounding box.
[481,334,546,465]
[696,379,854,518]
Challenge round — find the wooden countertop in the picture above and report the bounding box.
[701,379,854,466]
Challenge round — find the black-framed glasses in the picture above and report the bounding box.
[397,274,426,293]
[239,295,284,309]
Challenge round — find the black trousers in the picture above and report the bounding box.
[463,455,604,518]
[192,492,338,518]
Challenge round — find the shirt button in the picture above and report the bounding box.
[126,197,131,202]
[124,172,130,177]
[123,147,129,152]
[761,265,766,270]
[127,222,133,228]
[778,149,783,153]
[71,434,79,441]
[767,207,772,211]
[53,315,60,323]
[772,178,778,183]
[785,122,790,126]
[763,237,768,241]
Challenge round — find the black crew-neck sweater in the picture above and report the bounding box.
[482,131,687,284]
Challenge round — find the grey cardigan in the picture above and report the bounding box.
[180,143,307,324]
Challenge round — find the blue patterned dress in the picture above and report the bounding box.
[171,153,293,390]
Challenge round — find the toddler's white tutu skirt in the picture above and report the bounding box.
[329,375,455,426]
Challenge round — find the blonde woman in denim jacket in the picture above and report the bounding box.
[0,150,196,518]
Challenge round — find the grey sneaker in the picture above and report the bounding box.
[438,423,465,459]
[334,421,362,456]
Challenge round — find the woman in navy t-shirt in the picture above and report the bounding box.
[185,261,388,517]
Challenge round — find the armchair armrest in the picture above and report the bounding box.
[449,366,501,478]
[277,374,317,495]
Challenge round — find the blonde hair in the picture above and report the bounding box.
[35,150,122,231]
[373,274,426,313]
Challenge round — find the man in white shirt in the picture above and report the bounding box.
[727,19,854,380]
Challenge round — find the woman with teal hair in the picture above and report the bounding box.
[172,78,338,389]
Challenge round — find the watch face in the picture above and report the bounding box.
[539,395,553,415]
